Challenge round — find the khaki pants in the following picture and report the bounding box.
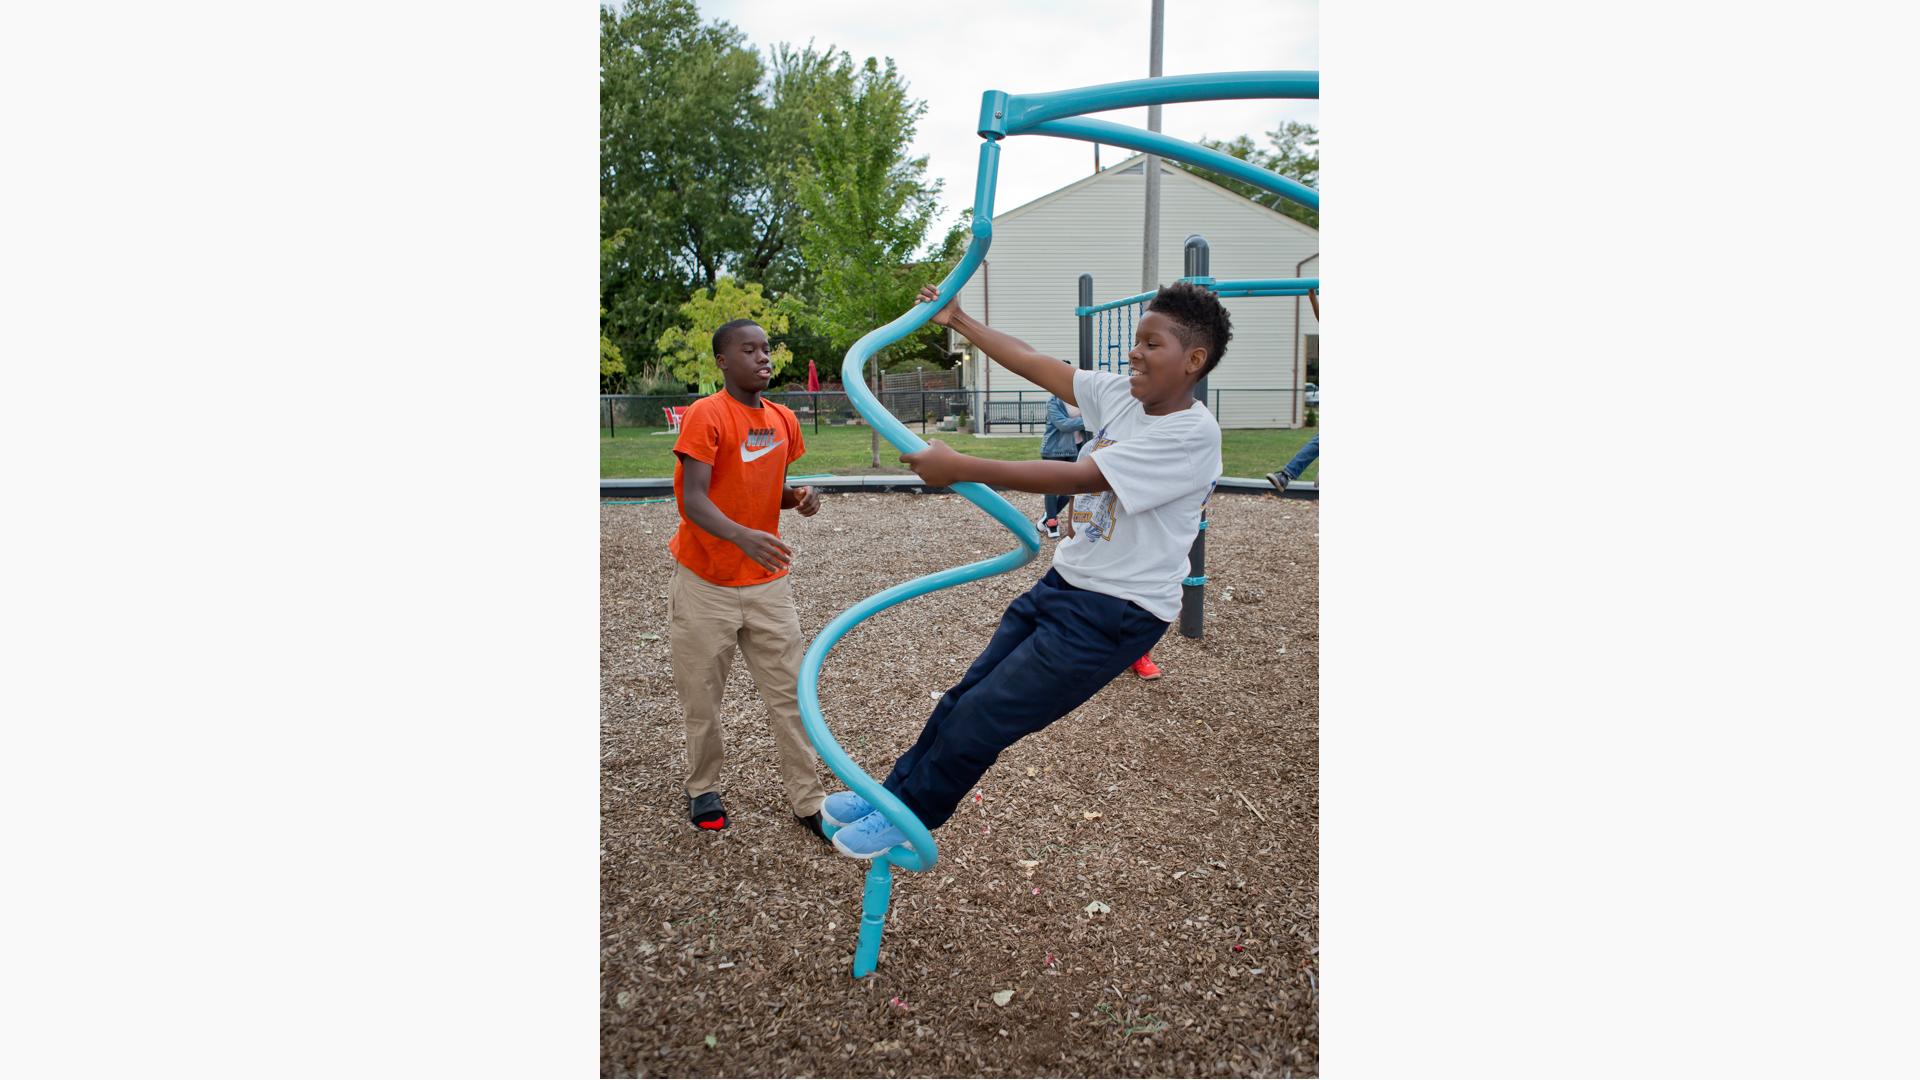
[668,563,826,817]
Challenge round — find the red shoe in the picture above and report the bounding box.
[1131,654,1163,680]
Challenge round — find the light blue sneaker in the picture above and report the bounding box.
[831,809,909,860]
[821,791,873,829]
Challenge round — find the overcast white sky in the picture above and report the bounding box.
[698,0,1319,244]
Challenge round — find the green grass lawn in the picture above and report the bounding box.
[601,422,1319,481]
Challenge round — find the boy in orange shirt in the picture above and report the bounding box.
[668,318,829,840]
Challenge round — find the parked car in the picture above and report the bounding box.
[1304,382,1319,406]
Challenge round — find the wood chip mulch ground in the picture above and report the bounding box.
[602,491,1318,1078]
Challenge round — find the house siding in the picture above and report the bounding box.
[958,157,1318,429]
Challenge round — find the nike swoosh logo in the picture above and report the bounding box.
[740,440,783,463]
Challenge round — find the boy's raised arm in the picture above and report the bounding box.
[917,284,1078,404]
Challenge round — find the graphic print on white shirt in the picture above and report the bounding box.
[1069,430,1120,541]
[1052,369,1223,622]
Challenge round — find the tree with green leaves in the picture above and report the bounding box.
[654,277,797,390]
[786,49,955,364]
[600,206,631,391]
[601,309,627,384]
[1179,121,1319,228]
[600,0,772,379]
[600,2,961,395]
[780,49,959,464]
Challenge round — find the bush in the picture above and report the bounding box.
[617,366,692,397]
[1305,407,1318,428]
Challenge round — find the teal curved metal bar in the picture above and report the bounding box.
[985,70,1319,135]
[1025,117,1319,210]
[1077,278,1321,317]
[799,70,1319,980]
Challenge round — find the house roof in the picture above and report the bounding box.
[991,153,1318,239]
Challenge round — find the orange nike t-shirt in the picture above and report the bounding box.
[669,392,806,587]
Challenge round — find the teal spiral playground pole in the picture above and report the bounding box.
[799,70,1320,980]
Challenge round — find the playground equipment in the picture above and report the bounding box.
[1077,236,1320,638]
[797,70,1321,979]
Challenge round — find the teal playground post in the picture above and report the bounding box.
[799,70,1320,980]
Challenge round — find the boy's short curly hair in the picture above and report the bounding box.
[711,318,760,359]
[1146,281,1233,378]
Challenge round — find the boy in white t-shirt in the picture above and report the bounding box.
[826,281,1228,858]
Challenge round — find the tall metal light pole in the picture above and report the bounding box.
[1141,0,1164,292]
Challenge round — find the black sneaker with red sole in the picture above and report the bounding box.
[687,791,727,830]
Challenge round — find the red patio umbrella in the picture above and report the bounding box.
[805,359,821,392]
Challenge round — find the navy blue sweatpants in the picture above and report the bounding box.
[882,568,1169,829]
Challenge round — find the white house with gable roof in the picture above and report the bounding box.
[951,154,1317,430]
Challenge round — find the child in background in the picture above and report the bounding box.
[1038,390,1085,539]
[668,318,830,841]
[1266,434,1318,494]
[1268,290,1321,495]
[823,283,1227,858]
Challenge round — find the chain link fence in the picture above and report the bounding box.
[599,388,1313,436]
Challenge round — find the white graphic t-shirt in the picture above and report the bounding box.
[1052,369,1223,621]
